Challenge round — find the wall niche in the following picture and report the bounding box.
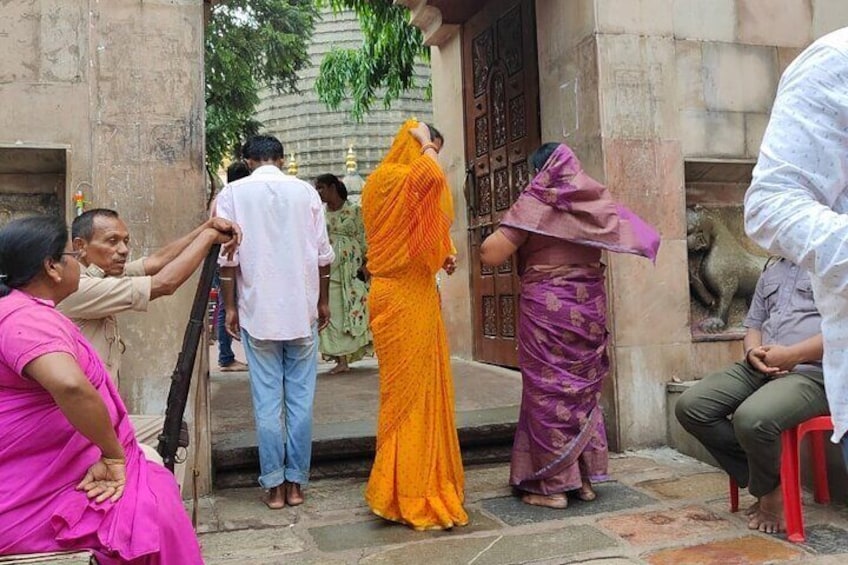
[0,145,67,227]
[685,159,768,342]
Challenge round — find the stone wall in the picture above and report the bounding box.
[0,0,209,492]
[414,0,848,450]
[254,8,433,181]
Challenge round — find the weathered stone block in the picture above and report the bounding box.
[702,42,779,113]
[596,0,674,36]
[680,110,746,157]
[737,0,812,47]
[673,0,736,42]
[813,0,848,39]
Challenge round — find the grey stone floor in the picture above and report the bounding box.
[194,449,848,564]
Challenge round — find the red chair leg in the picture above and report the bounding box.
[729,476,739,513]
[781,427,805,543]
[810,430,831,504]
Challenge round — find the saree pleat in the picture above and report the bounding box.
[362,120,467,530]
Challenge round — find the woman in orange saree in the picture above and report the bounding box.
[361,120,469,530]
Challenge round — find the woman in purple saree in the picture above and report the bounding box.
[481,143,660,509]
[0,216,203,564]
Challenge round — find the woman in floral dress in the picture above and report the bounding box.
[315,173,373,373]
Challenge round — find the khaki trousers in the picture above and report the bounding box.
[675,362,828,497]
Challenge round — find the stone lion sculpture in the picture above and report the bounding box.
[686,206,767,333]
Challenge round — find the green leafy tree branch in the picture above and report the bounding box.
[314,0,429,121]
[205,0,318,182]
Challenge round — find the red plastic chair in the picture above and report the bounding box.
[728,415,833,543]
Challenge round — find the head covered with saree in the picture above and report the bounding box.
[362,119,455,276]
[502,143,660,261]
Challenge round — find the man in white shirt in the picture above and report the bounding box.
[217,135,334,509]
[744,27,848,468]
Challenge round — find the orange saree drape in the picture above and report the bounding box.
[361,120,468,530]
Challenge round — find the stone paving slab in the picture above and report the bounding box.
[308,509,502,552]
[598,505,735,546]
[199,527,305,563]
[481,482,657,526]
[641,534,805,564]
[636,472,728,500]
[361,525,619,565]
[800,524,848,555]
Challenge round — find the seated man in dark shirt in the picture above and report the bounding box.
[676,258,827,534]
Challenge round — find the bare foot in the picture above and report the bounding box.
[220,360,248,372]
[328,358,350,374]
[747,488,783,533]
[264,485,285,510]
[745,500,760,517]
[521,493,568,509]
[576,479,597,502]
[285,481,304,506]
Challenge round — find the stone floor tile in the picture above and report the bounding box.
[560,559,642,565]
[360,536,499,565]
[199,526,305,563]
[637,472,728,500]
[597,505,734,546]
[362,525,619,565]
[189,496,219,533]
[609,455,671,477]
[799,524,848,554]
[481,482,657,526]
[641,534,806,564]
[300,477,369,513]
[211,487,300,531]
[308,509,501,552]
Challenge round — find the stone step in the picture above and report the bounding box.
[213,417,517,488]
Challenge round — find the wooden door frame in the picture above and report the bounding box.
[460,0,541,368]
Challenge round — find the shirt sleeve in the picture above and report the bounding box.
[744,42,848,292]
[58,276,152,320]
[215,187,240,267]
[0,308,77,377]
[315,197,335,267]
[743,269,769,330]
[123,258,147,277]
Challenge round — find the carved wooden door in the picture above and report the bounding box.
[463,0,539,367]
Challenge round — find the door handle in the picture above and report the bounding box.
[465,164,477,217]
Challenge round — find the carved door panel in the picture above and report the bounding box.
[463,0,539,367]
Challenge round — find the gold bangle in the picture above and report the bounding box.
[219,277,233,281]
[420,142,438,155]
[102,456,126,466]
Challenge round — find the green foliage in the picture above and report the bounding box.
[205,0,318,174]
[314,0,429,121]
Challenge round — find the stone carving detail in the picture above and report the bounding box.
[512,160,529,193]
[687,205,767,335]
[509,94,526,141]
[500,294,515,337]
[480,224,494,275]
[475,115,489,157]
[472,29,494,97]
[483,296,497,336]
[491,72,507,149]
[497,6,523,76]
[477,173,492,216]
[498,255,513,274]
[494,167,510,210]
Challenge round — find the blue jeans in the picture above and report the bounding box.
[213,271,235,366]
[241,325,318,489]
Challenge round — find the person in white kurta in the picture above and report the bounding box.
[744,27,848,466]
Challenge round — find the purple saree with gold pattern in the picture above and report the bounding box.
[502,144,660,495]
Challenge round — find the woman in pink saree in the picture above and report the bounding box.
[481,143,660,509]
[0,215,203,564]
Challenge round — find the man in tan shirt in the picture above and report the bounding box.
[59,208,240,382]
